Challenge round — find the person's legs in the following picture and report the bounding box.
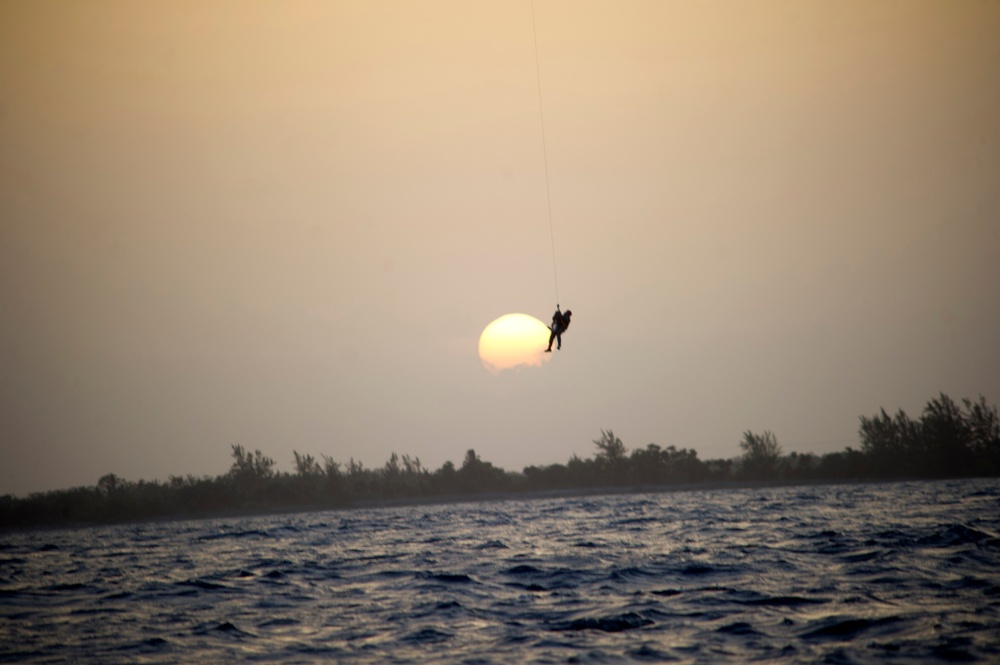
[546,329,556,352]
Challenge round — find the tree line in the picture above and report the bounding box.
[1,393,996,530]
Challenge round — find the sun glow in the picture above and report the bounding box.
[478,313,552,375]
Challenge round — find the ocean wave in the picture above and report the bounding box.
[1,479,998,663]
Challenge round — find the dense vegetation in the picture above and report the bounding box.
[2,393,997,530]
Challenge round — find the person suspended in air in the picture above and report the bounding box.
[545,307,572,352]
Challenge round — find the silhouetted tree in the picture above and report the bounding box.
[858,394,999,478]
[345,458,369,496]
[920,393,973,477]
[626,444,704,484]
[524,463,575,490]
[593,430,627,463]
[593,430,628,483]
[738,430,782,479]
[458,449,509,492]
[321,455,346,502]
[780,451,820,480]
[382,453,404,497]
[431,460,458,494]
[293,451,322,477]
[322,455,341,477]
[964,395,1000,474]
[97,473,125,497]
[702,458,733,481]
[629,444,667,484]
[4,393,999,531]
[229,445,275,482]
[401,455,417,473]
[859,409,909,477]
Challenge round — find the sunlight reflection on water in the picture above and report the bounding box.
[1,479,999,663]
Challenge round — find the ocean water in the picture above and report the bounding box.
[2,479,999,664]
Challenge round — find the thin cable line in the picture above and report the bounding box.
[531,0,559,307]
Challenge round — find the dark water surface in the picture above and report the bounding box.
[2,479,999,663]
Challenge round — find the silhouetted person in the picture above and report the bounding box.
[545,307,572,352]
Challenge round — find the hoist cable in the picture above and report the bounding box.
[531,0,559,307]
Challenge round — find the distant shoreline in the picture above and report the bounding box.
[344,476,916,510]
[6,393,995,533]
[5,476,970,534]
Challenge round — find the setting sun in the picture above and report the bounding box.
[478,313,552,375]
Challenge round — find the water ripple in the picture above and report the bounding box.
[1,479,999,663]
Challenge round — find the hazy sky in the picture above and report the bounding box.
[2,1,998,496]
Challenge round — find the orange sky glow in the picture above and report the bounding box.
[1,0,998,495]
